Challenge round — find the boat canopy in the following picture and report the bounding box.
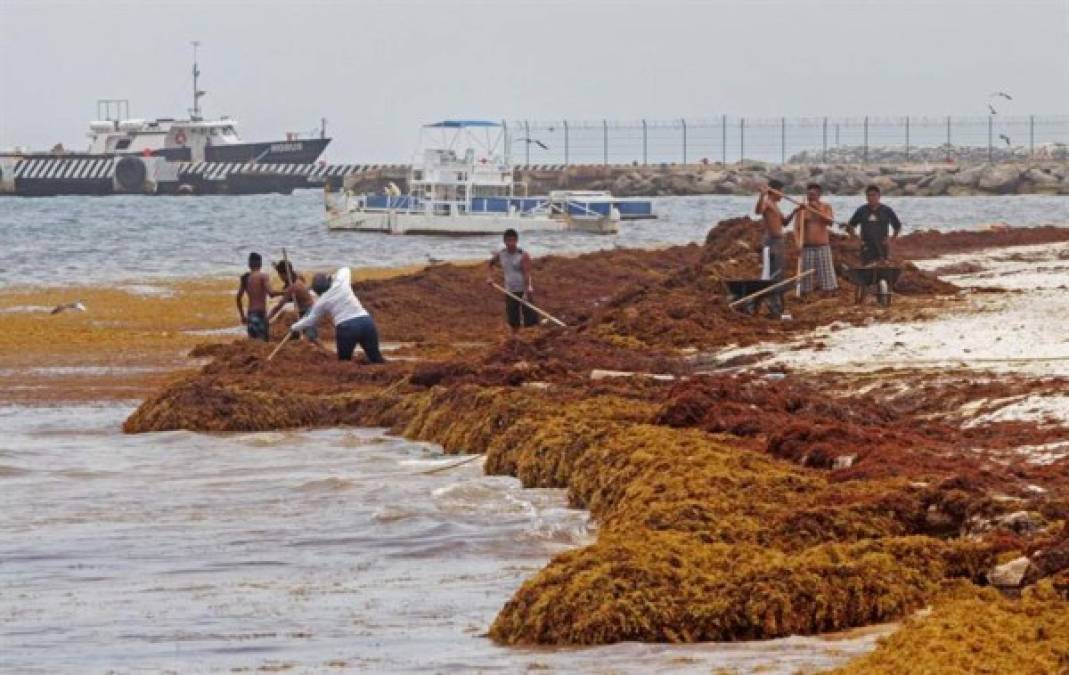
[424,120,501,128]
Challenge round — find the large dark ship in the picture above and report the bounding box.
[1,43,336,196]
[86,43,330,164]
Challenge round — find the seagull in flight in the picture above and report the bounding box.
[50,300,86,315]
[990,91,1013,100]
[519,137,549,150]
[987,104,998,116]
[999,134,1012,147]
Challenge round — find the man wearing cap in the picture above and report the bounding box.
[290,267,385,363]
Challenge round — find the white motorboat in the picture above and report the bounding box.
[325,120,619,235]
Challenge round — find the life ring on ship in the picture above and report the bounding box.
[174,131,187,145]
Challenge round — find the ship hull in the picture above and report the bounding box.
[205,138,330,164]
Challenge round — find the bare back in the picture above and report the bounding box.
[245,271,270,313]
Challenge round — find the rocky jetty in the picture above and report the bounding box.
[516,160,1069,197]
[341,159,1069,198]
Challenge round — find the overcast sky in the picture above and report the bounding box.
[1,0,1066,161]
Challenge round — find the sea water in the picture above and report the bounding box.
[1,192,1065,288]
[0,405,892,673]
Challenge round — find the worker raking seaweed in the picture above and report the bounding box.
[753,179,789,318]
[268,260,318,343]
[236,252,277,341]
[788,183,839,297]
[289,267,385,363]
[487,228,538,334]
[847,184,903,265]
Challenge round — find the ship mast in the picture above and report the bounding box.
[190,40,205,121]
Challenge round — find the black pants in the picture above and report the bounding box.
[861,237,890,266]
[505,291,539,328]
[335,316,385,363]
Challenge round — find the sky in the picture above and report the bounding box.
[1,0,1067,161]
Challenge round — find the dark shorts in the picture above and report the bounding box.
[861,237,890,266]
[505,290,539,329]
[335,316,385,363]
[247,310,269,342]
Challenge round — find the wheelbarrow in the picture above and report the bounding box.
[843,266,901,307]
[725,280,778,315]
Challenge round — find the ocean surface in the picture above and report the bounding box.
[0,192,1066,288]
[0,405,890,673]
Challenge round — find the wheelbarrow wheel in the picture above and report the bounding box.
[877,279,891,307]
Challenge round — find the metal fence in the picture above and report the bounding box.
[504,116,1069,166]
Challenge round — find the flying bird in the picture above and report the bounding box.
[987,104,998,115]
[999,134,1012,147]
[991,91,1013,100]
[519,137,549,150]
[50,300,86,315]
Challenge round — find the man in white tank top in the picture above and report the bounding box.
[486,229,538,334]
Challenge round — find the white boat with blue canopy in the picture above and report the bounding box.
[325,120,620,235]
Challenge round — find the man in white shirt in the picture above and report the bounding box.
[290,267,385,363]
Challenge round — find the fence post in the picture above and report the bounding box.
[835,123,840,146]
[721,114,727,164]
[863,116,869,164]
[988,115,993,163]
[641,119,647,166]
[681,118,687,165]
[524,120,530,166]
[905,116,910,162]
[740,117,745,165]
[603,119,608,166]
[780,117,786,164]
[563,120,569,166]
[822,117,828,164]
[1029,115,1035,159]
[946,115,951,162]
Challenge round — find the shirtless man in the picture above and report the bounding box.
[236,252,275,341]
[753,179,788,317]
[268,260,318,343]
[787,183,839,297]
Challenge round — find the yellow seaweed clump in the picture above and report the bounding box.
[489,532,990,646]
[828,580,1069,674]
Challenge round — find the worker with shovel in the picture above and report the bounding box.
[268,260,319,343]
[753,179,789,318]
[787,183,839,298]
[487,229,539,334]
[288,267,385,363]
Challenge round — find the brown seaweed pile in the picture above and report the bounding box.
[123,218,1069,666]
[827,580,1069,674]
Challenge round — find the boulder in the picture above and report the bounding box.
[870,175,898,193]
[927,173,954,195]
[952,166,983,187]
[987,556,1034,588]
[1021,167,1061,193]
[976,165,1020,193]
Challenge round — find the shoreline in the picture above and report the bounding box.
[7,220,1069,671]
